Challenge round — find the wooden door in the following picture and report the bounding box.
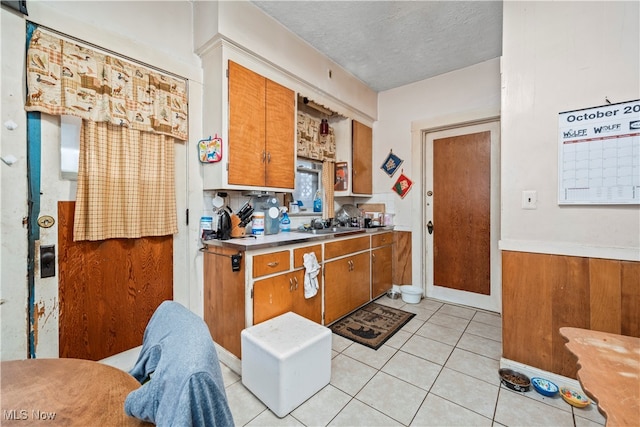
[265,79,295,189]
[433,131,491,294]
[352,120,372,195]
[291,269,322,323]
[372,245,393,298]
[228,61,266,186]
[58,202,173,360]
[253,272,293,324]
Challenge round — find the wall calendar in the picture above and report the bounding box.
[558,99,640,205]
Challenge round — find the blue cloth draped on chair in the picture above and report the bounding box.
[125,301,234,426]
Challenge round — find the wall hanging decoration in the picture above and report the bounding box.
[198,134,222,163]
[392,171,413,198]
[381,149,403,177]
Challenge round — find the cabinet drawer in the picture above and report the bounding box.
[253,250,290,277]
[324,236,369,260]
[293,245,322,268]
[371,232,393,248]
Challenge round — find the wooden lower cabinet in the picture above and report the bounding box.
[372,245,393,298]
[324,251,370,324]
[204,248,245,359]
[253,269,322,324]
[203,232,411,359]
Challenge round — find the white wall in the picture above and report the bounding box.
[500,1,640,261]
[1,9,31,360]
[193,0,377,124]
[376,59,501,290]
[0,1,204,360]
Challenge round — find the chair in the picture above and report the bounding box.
[124,301,234,426]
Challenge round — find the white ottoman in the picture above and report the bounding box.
[241,311,332,418]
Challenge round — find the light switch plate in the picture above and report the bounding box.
[522,190,537,209]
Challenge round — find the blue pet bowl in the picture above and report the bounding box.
[531,377,559,397]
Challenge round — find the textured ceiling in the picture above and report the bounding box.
[251,1,503,92]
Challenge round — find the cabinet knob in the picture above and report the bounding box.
[262,150,266,163]
[267,261,279,268]
[293,276,298,290]
[289,278,293,292]
[267,152,271,163]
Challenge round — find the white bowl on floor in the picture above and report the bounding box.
[400,285,422,303]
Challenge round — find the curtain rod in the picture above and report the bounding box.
[27,20,187,82]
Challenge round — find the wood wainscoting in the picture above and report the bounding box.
[58,202,173,360]
[502,250,640,379]
[393,231,412,285]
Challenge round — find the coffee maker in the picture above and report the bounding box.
[212,192,232,240]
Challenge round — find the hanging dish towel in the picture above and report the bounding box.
[303,252,320,299]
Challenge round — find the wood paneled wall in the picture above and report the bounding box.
[393,231,412,285]
[502,250,640,378]
[58,202,173,360]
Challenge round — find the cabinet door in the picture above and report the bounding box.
[204,248,245,359]
[324,258,353,324]
[324,251,371,324]
[265,79,295,189]
[349,251,371,309]
[372,246,393,298]
[253,273,293,324]
[352,120,372,195]
[291,269,322,324]
[228,61,266,186]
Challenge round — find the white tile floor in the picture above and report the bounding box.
[218,296,607,427]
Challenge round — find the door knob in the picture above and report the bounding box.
[427,221,434,235]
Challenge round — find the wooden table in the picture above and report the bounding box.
[1,358,151,426]
[560,327,640,427]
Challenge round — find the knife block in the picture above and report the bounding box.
[230,214,246,238]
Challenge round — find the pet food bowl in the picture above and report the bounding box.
[499,368,531,392]
[400,285,422,304]
[531,377,559,397]
[386,289,401,300]
[560,386,590,408]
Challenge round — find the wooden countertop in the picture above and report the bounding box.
[560,327,640,427]
[1,358,151,426]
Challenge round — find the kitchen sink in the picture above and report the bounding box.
[295,226,364,236]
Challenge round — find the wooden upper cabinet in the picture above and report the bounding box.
[265,79,295,188]
[228,61,295,189]
[352,120,372,195]
[228,61,266,187]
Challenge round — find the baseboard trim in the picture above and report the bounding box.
[499,358,582,391]
[99,345,142,372]
[215,343,241,375]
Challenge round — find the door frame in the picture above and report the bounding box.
[424,121,501,312]
[410,110,501,313]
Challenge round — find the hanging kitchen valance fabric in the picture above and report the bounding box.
[297,111,336,161]
[25,27,187,141]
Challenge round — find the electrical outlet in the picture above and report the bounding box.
[522,190,537,209]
